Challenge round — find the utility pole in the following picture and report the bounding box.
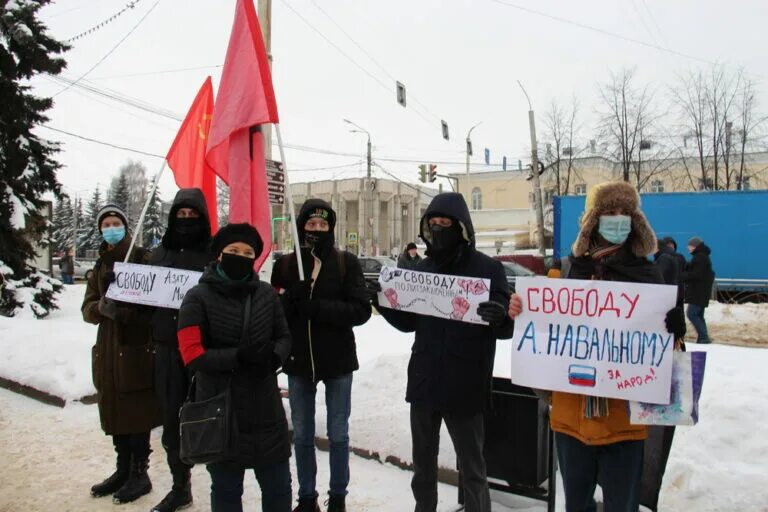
[344,118,373,255]
[465,122,481,205]
[518,81,546,256]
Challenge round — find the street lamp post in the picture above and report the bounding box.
[465,122,482,207]
[343,118,373,255]
[517,81,546,257]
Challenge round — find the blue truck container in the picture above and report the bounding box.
[553,190,768,288]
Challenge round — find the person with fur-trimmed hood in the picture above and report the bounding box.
[509,182,686,512]
[372,192,518,512]
[148,188,212,512]
[271,199,371,512]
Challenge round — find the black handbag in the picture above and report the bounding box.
[179,296,251,465]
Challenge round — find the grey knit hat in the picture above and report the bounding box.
[96,204,129,232]
[688,237,703,248]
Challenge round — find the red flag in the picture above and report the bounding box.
[166,77,218,231]
[206,0,279,270]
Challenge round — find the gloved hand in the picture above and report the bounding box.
[237,343,269,367]
[286,280,312,315]
[364,280,382,303]
[103,271,116,289]
[665,307,687,341]
[98,297,117,320]
[253,353,283,378]
[477,301,508,327]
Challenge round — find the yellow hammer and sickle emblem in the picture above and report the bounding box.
[198,114,213,140]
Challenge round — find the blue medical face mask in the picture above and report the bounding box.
[102,227,126,245]
[598,215,632,245]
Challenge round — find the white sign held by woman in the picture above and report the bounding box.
[106,262,203,309]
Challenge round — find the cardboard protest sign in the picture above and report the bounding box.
[376,266,490,325]
[510,276,677,404]
[106,262,203,310]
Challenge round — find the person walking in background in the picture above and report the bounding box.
[60,247,75,284]
[149,189,212,512]
[397,242,422,270]
[271,199,371,512]
[509,182,685,512]
[372,192,516,512]
[682,237,715,344]
[178,223,293,512]
[662,237,687,281]
[81,204,160,504]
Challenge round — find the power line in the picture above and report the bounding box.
[89,64,223,80]
[64,0,142,43]
[54,0,163,97]
[639,0,669,48]
[40,125,165,158]
[373,162,438,198]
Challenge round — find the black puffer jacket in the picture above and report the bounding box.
[177,265,292,469]
[682,243,715,307]
[271,199,371,382]
[377,193,514,415]
[150,188,212,344]
[654,245,682,306]
[397,253,422,270]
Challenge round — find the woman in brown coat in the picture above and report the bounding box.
[81,204,160,504]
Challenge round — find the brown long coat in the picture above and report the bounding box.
[81,237,160,436]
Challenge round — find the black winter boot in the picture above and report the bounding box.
[151,467,192,512]
[326,493,346,512]
[90,442,130,497]
[292,492,321,512]
[112,456,152,504]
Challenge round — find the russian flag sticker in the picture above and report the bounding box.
[568,364,597,387]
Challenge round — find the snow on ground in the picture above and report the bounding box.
[1,288,767,510]
[705,302,768,347]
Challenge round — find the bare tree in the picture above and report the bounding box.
[543,96,581,195]
[217,177,230,226]
[597,68,659,187]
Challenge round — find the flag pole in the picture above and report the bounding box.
[124,160,166,263]
[274,124,305,281]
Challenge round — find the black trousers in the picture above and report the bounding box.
[155,343,192,479]
[410,404,491,512]
[639,426,676,511]
[555,432,644,512]
[113,431,151,460]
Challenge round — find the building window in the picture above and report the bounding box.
[471,187,482,210]
[651,180,664,193]
[574,183,587,195]
[737,176,751,190]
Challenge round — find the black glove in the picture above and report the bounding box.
[103,271,116,288]
[286,280,312,315]
[477,301,508,327]
[237,343,269,367]
[98,297,117,320]
[364,280,382,303]
[665,307,687,341]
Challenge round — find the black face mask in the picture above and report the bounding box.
[304,230,331,249]
[175,218,206,245]
[429,224,463,251]
[219,253,255,280]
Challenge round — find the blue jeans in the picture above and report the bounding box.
[556,433,644,512]
[686,304,710,342]
[207,460,292,512]
[62,274,74,285]
[288,373,353,499]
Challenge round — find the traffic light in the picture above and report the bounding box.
[429,164,437,183]
[418,164,427,183]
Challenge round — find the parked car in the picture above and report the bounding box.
[358,256,397,283]
[499,260,536,291]
[52,258,96,281]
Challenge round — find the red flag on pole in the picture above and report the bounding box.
[166,77,218,231]
[206,0,278,270]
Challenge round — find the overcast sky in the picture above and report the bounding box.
[32,0,768,202]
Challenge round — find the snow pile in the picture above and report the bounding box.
[705,302,768,346]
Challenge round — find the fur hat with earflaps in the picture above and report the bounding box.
[572,181,657,258]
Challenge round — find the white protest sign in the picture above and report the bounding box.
[106,262,203,310]
[377,266,490,325]
[511,276,677,404]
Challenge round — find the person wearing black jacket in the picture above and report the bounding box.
[397,242,422,270]
[178,223,292,512]
[149,188,212,512]
[271,199,371,512]
[682,237,715,344]
[372,192,516,512]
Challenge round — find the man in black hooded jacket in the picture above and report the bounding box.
[271,198,371,512]
[372,192,516,512]
[149,188,212,512]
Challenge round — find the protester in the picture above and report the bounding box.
[148,189,212,512]
[509,182,685,512]
[271,199,371,512]
[177,222,293,512]
[682,237,715,344]
[81,204,160,504]
[59,247,75,284]
[397,242,422,270]
[662,237,687,280]
[371,192,517,512]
